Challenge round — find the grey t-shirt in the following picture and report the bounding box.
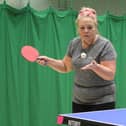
[66,35,117,104]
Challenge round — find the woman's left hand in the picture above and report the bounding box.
[81,60,97,70]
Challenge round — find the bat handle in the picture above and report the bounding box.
[36,57,48,66]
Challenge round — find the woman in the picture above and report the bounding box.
[36,7,117,113]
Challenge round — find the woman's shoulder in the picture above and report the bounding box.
[98,35,111,44]
[97,35,116,53]
[70,36,81,46]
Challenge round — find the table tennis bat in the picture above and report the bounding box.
[21,45,39,62]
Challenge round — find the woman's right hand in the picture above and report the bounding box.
[36,56,49,66]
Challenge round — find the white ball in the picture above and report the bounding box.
[81,52,86,58]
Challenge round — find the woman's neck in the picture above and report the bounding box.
[82,34,99,48]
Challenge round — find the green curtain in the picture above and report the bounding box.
[0,3,126,126]
[98,13,126,108]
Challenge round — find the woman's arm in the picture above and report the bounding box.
[81,60,116,80]
[36,55,72,73]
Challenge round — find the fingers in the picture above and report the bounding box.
[81,60,97,70]
[90,60,97,65]
[36,56,48,66]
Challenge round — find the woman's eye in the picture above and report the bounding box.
[80,26,93,30]
[80,27,85,30]
[87,26,93,30]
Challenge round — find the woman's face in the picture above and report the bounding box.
[77,17,97,45]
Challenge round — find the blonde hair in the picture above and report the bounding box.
[76,7,97,25]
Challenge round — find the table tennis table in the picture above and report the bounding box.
[57,108,126,126]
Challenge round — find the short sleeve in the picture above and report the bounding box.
[99,41,117,61]
[65,40,74,57]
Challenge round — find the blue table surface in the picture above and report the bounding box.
[60,108,126,126]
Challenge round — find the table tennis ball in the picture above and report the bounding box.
[81,52,86,58]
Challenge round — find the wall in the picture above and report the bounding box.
[72,0,126,15]
[0,0,126,15]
